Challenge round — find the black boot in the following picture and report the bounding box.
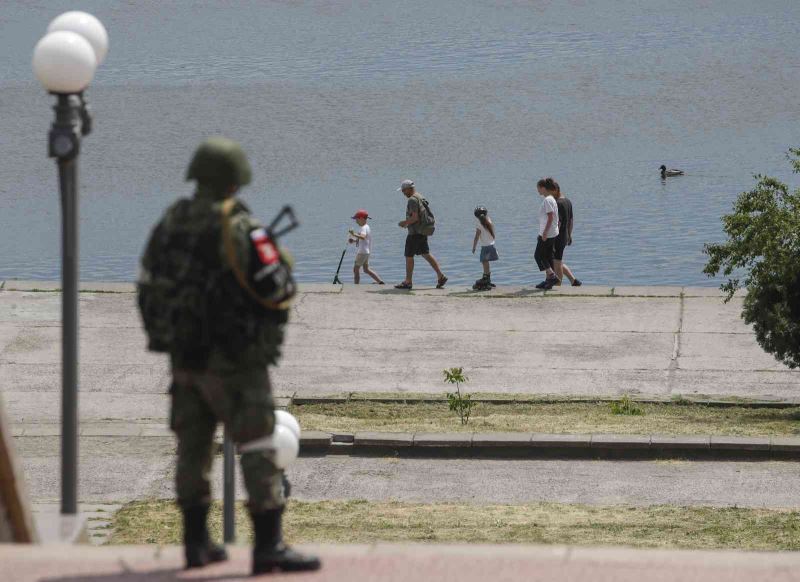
[251,508,321,574]
[182,505,228,569]
[473,274,491,291]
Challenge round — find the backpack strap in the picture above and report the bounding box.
[220,198,292,312]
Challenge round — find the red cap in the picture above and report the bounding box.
[352,209,370,219]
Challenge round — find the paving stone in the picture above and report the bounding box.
[591,434,651,449]
[292,396,349,404]
[300,431,332,448]
[471,433,534,447]
[710,436,770,451]
[274,397,292,408]
[529,433,591,448]
[770,437,800,453]
[354,432,414,447]
[413,433,472,447]
[650,435,710,449]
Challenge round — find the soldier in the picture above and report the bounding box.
[137,137,320,574]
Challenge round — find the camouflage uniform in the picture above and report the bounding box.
[138,138,319,573]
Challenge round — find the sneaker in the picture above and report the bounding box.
[572,279,582,287]
[436,275,448,289]
[535,280,548,289]
[542,276,558,290]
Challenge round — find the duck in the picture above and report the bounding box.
[660,165,684,178]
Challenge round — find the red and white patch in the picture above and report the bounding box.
[250,228,279,265]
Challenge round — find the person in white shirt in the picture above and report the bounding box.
[534,178,560,290]
[348,209,384,284]
[471,206,498,291]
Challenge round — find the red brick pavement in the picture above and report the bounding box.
[2,543,799,582]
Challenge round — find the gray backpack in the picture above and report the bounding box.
[415,194,436,236]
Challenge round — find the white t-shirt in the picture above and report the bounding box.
[538,195,560,238]
[476,219,495,246]
[355,224,372,255]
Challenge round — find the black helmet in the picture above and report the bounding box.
[474,206,488,218]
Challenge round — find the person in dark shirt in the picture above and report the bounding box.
[551,180,582,286]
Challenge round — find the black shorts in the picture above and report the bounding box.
[404,234,430,257]
[534,236,556,271]
[554,235,568,261]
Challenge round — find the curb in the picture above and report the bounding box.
[297,431,800,460]
[285,393,800,409]
[13,424,796,460]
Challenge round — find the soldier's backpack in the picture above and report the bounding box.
[415,194,436,236]
[137,199,221,354]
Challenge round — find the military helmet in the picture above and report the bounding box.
[474,206,488,218]
[186,137,252,188]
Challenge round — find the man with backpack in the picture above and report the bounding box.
[395,179,448,290]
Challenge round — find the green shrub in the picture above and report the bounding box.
[443,367,473,425]
[610,395,644,416]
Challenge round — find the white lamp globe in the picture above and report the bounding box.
[33,31,97,94]
[271,424,300,469]
[47,11,109,65]
[275,410,301,439]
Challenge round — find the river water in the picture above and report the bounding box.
[2,0,799,286]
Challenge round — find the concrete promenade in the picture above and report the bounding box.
[3,543,800,582]
[1,281,798,429]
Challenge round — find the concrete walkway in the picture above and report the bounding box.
[3,543,800,582]
[1,282,798,430]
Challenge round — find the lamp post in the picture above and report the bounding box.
[32,12,108,516]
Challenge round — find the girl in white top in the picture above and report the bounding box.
[471,206,499,290]
[534,177,560,290]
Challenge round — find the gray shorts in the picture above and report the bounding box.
[354,253,370,267]
[479,245,499,262]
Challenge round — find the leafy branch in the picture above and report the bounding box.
[443,367,473,425]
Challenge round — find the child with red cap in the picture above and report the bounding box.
[348,209,384,284]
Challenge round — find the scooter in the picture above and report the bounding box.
[332,247,347,285]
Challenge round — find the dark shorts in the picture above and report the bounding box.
[404,234,430,257]
[554,235,569,261]
[534,236,556,272]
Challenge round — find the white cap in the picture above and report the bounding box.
[397,179,415,191]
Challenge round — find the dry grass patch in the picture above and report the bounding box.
[110,499,800,551]
[289,401,800,437]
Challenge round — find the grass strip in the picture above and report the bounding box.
[110,499,800,551]
[288,401,800,436]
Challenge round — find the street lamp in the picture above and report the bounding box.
[32,12,108,516]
